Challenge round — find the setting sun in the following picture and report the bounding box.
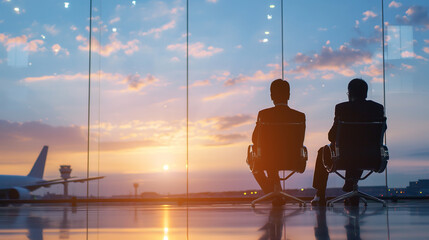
[163,165,169,171]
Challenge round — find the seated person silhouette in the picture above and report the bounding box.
[311,78,386,206]
[251,79,306,206]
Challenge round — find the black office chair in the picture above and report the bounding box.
[247,122,308,207]
[323,121,389,207]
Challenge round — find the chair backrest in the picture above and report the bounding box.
[334,121,387,172]
[255,122,306,173]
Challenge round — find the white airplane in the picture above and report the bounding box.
[0,146,104,200]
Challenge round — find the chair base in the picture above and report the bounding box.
[251,190,306,208]
[326,189,386,207]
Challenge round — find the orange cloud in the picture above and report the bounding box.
[388,1,402,8]
[202,114,254,130]
[167,42,223,58]
[321,73,334,80]
[109,17,120,24]
[140,20,176,38]
[401,51,428,60]
[362,10,377,21]
[224,64,280,86]
[123,73,159,91]
[401,63,413,70]
[397,5,429,31]
[51,44,61,55]
[290,45,372,78]
[423,47,429,54]
[77,33,139,57]
[23,71,158,91]
[180,79,211,89]
[203,86,264,101]
[0,33,45,52]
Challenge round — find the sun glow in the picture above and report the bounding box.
[163,164,169,171]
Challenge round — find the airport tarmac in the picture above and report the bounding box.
[0,201,428,239]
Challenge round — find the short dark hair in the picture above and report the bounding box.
[270,79,290,103]
[348,78,368,100]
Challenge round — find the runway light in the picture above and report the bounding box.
[301,188,304,191]
[269,5,275,8]
[243,192,247,195]
[255,191,257,194]
[41,34,46,39]
[14,7,20,13]
[265,31,270,35]
[262,38,269,43]
[420,191,423,194]
[64,2,69,8]
[132,1,136,5]
[267,15,272,20]
[112,28,117,32]
[250,192,253,194]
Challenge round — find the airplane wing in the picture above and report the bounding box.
[24,176,105,191]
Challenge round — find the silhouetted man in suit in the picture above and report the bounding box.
[251,79,306,205]
[311,78,386,206]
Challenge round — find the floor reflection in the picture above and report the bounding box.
[0,202,428,239]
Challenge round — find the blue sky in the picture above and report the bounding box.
[0,0,428,196]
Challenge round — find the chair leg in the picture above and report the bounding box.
[327,191,356,207]
[327,190,386,207]
[251,192,276,207]
[360,197,368,206]
[251,191,307,207]
[279,191,306,207]
[356,191,386,207]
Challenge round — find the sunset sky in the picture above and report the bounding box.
[1,0,428,196]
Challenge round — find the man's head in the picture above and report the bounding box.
[270,79,290,104]
[348,78,368,101]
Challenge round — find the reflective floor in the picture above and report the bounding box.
[0,201,428,240]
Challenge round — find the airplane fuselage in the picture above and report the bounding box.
[0,175,43,190]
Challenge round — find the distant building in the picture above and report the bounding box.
[406,179,429,196]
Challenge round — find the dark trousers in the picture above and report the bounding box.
[253,170,280,194]
[312,147,363,196]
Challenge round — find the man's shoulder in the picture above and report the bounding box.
[366,100,384,109]
[258,106,305,122]
[258,107,275,116]
[288,107,306,120]
[336,100,384,109]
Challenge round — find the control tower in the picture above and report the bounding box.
[59,165,72,198]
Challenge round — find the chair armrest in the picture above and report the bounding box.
[322,144,337,173]
[301,146,308,162]
[376,145,389,173]
[246,144,257,172]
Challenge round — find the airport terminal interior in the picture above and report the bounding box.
[1,0,429,239]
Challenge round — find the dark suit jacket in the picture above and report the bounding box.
[252,105,306,150]
[328,100,387,143]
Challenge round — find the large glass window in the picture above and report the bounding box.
[1,0,429,202]
[283,1,385,190]
[89,0,187,197]
[385,0,429,196]
[188,0,283,194]
[0,0,90,196]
